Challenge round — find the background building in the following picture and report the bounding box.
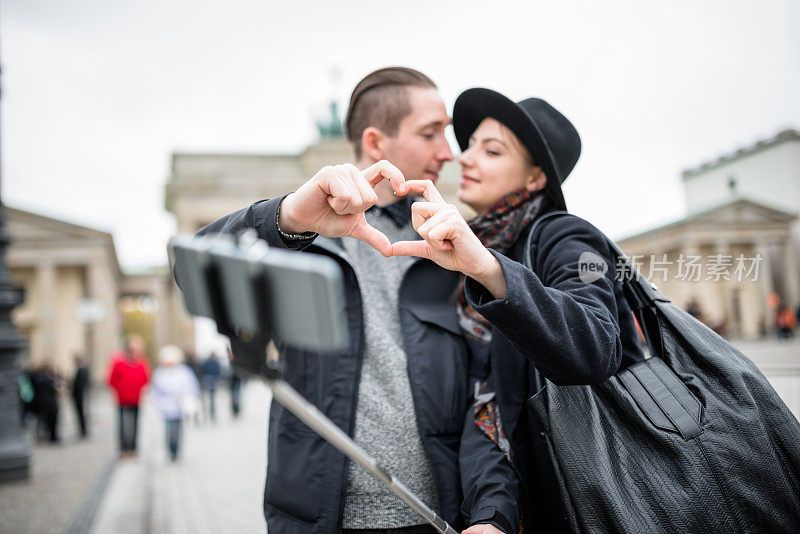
[618,129,800,338]
[7,208,121,379]
[7,212,176,378]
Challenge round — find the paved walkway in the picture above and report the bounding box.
[0,380,272,534]
[0,388,117,534]
[91,381,271,534]
[730,336,800,369]
[733,337,800,420]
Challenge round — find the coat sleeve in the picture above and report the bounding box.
[460,406,520,533]
[464,216,622,385]
[195,195,316,251]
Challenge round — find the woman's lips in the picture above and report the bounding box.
[460,175,479,186]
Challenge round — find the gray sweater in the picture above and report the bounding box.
[341,209,439,528]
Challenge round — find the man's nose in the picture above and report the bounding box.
[438,138,454,161]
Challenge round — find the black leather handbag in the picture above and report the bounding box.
[522,211,800,533]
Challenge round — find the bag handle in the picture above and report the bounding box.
[522,210,669,358]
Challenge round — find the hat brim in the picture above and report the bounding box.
[453,88,566,211]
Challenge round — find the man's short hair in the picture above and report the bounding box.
[346,66,437,159]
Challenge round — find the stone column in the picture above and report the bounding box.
[35,262,57,364]
[755,240,776,337]
[782,237,800,308]
[680,240,705,314]
[86,262,116,380]
[151,275,169,355]
[712,241,736,336]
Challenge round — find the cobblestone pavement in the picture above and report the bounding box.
[90,381,271,534]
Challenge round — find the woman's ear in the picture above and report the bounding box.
[526,166,548,193]
[362,126,385,161]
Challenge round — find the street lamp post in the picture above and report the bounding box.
[0,49,31,482]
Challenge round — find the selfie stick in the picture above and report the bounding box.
[264,371,459,534]
[170,236,459,534]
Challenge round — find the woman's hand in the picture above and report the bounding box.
[391,180,507,298]
[279,160,406,257]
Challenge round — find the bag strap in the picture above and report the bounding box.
[522,210,570,271]
[522,210,670,357]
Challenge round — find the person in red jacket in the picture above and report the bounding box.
[107,334,150,458]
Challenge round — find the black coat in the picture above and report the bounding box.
[72,366,89,400]
[197,196,505,533]
[460,210,645,532]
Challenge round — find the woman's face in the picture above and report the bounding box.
[457,117,546,216]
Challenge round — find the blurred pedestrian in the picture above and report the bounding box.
[17,362,35,426]
[151,345,199,462]
[31,362,60,443]
[71,354,90,438]
[227,347,243,418]
[201,353,222,422]
[775,302,796,339]
[184,350,204,425]
[107,334,150,458]
[686,298,705,324]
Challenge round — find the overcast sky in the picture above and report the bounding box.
[3,0,799,270]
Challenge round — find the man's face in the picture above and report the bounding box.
[127,336,144,355]
[381,87,453,182]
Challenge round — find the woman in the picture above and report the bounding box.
[392,89,644,532]
[151,345,200,462]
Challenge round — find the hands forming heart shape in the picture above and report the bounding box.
[279,160,506,297]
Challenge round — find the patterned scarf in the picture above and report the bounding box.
[459,188,547,475]
[468,188,547,255]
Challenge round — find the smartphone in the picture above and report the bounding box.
[170,235,347,353]
[169,235,218,319]
[256,245,347,353]
[208,240,262,336]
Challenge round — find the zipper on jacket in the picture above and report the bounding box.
[398,259,444,513]
[335,259,366,530]
[306,240,366,531]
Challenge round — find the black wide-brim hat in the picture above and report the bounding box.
[453,88,581,211]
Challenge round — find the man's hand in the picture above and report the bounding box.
[462,524,506,534]
[279,161,406,257]
[390,180,507,298]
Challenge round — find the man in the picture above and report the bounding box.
[107,334,150,458]
[71,354,90,438]
[32,362,60,443]
[200,353,222,422]
[194,67,510,533]
[227,347,243,418]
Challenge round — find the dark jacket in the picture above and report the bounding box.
[200,357,222,389]
[196,196,488,533]
[72,366,89,400]
[459,209,645,532]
